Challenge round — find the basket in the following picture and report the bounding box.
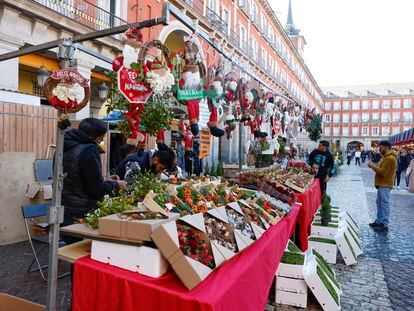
[43,68,91,113]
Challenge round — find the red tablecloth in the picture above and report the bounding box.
[294,179,321,251]
[72,205,300,311]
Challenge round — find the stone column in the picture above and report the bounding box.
[0,6,25,91]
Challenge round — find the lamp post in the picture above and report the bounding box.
[37,66,50,87]
[98,82,109,100]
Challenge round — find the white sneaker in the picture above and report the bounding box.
[397,186,400,190]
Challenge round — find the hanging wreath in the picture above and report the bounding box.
[43,68,90,113]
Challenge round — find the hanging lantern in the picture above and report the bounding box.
[37,66,50,87]
[98,82,109,101]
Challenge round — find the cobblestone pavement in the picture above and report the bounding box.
[1,163,412,311]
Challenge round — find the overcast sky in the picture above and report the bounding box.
[270,0,414,88]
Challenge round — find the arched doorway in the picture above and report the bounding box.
[347,141,364,151]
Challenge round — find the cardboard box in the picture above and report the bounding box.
[91,240,169,278]
[98,210,180,242]
[276,261,305,280]
[275,289,308,308]
[151,214,227,290]
[238,199,267,238]
[0,293,45,311]
[304,258,341,311]
[25,182,52,203]
[276,275,308,294]
[308,237,338,264]
[335,227,358,266]
[311,220,340,239]
[224,202,257,243]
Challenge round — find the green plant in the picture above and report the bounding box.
[306,113,322,141]
[210,162,216,177]
[130,171,167,200]
[287,240,302,253]
[317,266,340,305]
[259,139,270,151]
[84,195,136,229]
[216,162,223,177]
[278,140,286,155]
[204,162,210,176]
[140,94,173,137]
[320,194,332,225]
[281,252,305,265]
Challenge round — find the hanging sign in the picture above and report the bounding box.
[199,128,211,159]
[118,66,152,103]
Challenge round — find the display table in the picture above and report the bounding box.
[71,204,300,311]
[294,179,321,251]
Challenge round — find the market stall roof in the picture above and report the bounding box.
[388,127,414,146]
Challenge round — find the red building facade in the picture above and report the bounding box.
[323,87,414,149]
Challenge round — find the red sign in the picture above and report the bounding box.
[118,66,152,104]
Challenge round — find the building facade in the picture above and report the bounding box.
[322,84,414,150]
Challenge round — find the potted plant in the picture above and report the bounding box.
[320,194,332,225]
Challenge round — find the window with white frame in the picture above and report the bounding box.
[372,100,380,109]
[251,38,258,61]
[372,127,378,135]
[362,100,369,109]
[393,127,400,134]
[352,113,359,123]
[403,98,412,108]
[342,113,349,123]
[381,113,389,122]
[333,114,340,123]
[324,127,331,136]
[261,48,267,67]
[333,127,339,136]
[393,99,401,108]
[240,25,247,48]
[352,100,360,110]
[222,7,230,33]
[382,100,391,109]
[362,127,368,135]
[403,112,412,122]
[324,114,331,123]
[334,101,340,110]
[342,101,350,110]
[208,0,219,13]
[362,113,369,122]
[382,126,389,136]
[352,127,359,136]
[392,112,400,121]
[325,102,332,110]
[372,112,379,121]
[342,127,349,136]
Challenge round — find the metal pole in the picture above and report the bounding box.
[238,122,243,172]
[46,114,65,311]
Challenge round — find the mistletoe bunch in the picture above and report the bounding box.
[305,113,322,142]
[129,171,167,200]
[140,94,173,137]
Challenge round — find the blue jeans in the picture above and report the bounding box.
[376,187,391,226]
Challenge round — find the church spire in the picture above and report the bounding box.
[285,0,300,36]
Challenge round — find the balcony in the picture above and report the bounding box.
[183,0,204,16]
[238,0,250,16]
[33,0,127,31]
[252,13,261,30]
[206,7,228,35]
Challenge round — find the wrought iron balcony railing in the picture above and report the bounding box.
[206,7,228,35]
[33,0,127,31]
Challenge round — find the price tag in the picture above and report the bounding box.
[165,203,175,211]
[206,202,212,209]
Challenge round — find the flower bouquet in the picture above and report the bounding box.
[199,186,225,207]
[215,185,237,204]
[229,185,257,200]
[176,185,210,213]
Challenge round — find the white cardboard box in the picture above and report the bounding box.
[275,289,308,308]
[276,275,308,294]
[311,221,340,239]
[335,227,358,266]
[308,238,338,264]
[276,261,305,279]
[305,258,341,311]
[91,240,169,278]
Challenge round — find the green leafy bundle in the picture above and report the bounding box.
[130,171,167,200]
[306,113,322,142]
[140,94,173,137]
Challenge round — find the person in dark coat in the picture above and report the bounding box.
[395,149,411,189]
[62,118,127,227]
[308,140,335,197]
[115,143,176,182]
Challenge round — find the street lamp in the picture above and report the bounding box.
[98,82,109,101]
[37,66,49,87]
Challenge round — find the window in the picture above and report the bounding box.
[372,127,378,136]
[239,25,247,48]
[393,99,401,108]
[372,100,380,109]
[403,112,412,122]
[362,100,370,109]
[325,102,332,110]
[342,113,349,123]
[362,113,369,122]
[372,112,379,122]
[382,126,389,136]
[251,39,258,61]
[324,127,331,136]
[392,112,400,121]
[393,127,400,134]
[352,127,359,136]
[352,113,359,123]
[382,100,390,109]
[333,127,339,136]
[342,101,350,110]
[404,126,411,131]
[208,0,219,13]
[333,114,340,123]
[222,7,230,33]
[362,127,368,136]
[352,101,360,110]
[334,101,341,110]
[324,114,331,123]
[342,127,349,136]
[403,99,412,108]
[381,113,389,122]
